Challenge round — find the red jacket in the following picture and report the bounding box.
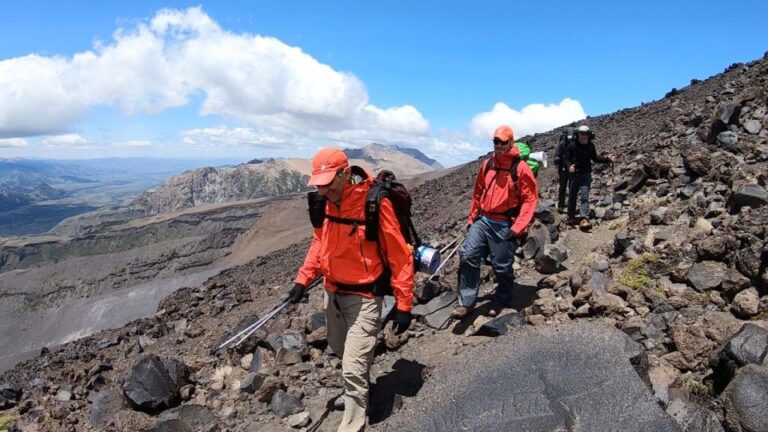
[295,170,415,313]
[467,146,539,236]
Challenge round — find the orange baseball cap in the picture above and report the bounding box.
[493,125,514,142]
[308,147,349,186]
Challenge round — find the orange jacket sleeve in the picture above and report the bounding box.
[294,226,323,287]
[467,159,488,224]
[378,198,415,313]
[510,162,539,236]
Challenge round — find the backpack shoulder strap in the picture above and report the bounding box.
[510,156,522,206]
[364,183,386,242]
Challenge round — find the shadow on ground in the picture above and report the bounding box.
[368,358,428,424]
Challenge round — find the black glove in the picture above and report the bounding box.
[286,283,306,304]
[392,311,411,335]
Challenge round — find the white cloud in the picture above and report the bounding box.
[181,126,288,148]
[470,98,587,141]
[0,138,29,148]
[113,140,152,148]
[42,134,89,148]
[0,7,427,143]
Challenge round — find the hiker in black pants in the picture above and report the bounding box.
[553,127,575,212]
[563,125,614,230]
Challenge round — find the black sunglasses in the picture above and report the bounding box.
[493,138,510,146]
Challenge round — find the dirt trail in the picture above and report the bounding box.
[559,215,628,270]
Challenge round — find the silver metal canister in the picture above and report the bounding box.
[415,245,441,274]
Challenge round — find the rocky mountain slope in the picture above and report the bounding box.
[129,144,440,215]
[1,53,767,432]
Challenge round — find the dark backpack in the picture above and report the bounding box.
[479,155,523,219]
[307,169,419,247]
[554,127,575,168]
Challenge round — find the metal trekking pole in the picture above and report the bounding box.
[439,233,465,254]
[425,236,464,284]
[215,275,323,351]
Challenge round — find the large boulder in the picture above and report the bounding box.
[380,322,681,431]
[722,364,768,432]
[123,355,190,413]
[711,323,768,390]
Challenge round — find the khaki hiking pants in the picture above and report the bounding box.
[324,291,382,432]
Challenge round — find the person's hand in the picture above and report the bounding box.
[569,164,575,173]
[286,283,306,304]
[392,311,411,335]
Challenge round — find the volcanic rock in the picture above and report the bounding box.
[722,364,768,432]
[122,355,190,413]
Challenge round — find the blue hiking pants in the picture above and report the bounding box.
[457,217,518,308]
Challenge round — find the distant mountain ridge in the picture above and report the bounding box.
[130,143,442,215]
[343,143,443,170]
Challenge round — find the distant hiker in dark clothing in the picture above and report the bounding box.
[452,125,538,319]
[553,127,575,212]
[563,125,614,230]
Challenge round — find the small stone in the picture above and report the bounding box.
[57,390,72,401]
[240,354,253,370]
[744,119,762,134]
[287,411,311,428]
[732,288,759,318]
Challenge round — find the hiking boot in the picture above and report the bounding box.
[451,306,473,319]
[579,219,592,230]
[566,217,578,226]
[487,301,505,317]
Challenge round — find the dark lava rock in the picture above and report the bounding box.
[380,322,680,431]
[523,222,550,260]
[687,261,727,292]
[628,168,648,193]
[248,348,263,374]
[614,234,635,257]
[729,184,768,213]
[535,244,567,274]
[722,364,768,432]
[473,312,526,336]
[270,389,304,418]
[711,324,768,390]
[240,373,265,394]
[123,355,190,413]
[534,200,556,224]
[0,383,21,409]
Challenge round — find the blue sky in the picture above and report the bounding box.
[1,1,766,166]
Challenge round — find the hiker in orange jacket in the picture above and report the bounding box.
[452,125,539,319]
[287,147,415,432]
